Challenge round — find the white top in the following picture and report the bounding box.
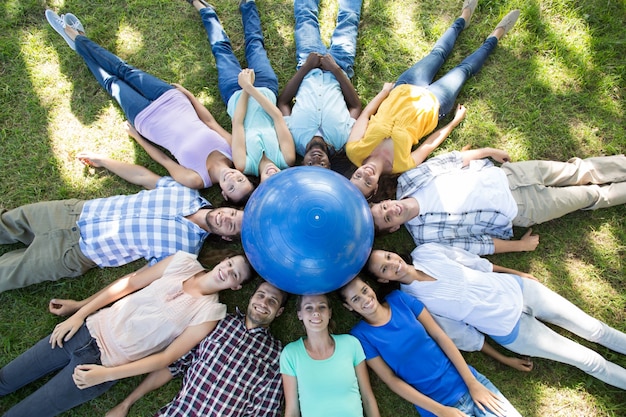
[403,243,523,336]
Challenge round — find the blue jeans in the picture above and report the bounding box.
[395,18,498,119]
[294,0,362,78]
[200,2,278,105]
[75,36,174,125]
[0,325,116,417]
[502,278,626,389]
[453,371,521,417]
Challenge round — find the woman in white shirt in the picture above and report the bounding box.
[366,243,626,390]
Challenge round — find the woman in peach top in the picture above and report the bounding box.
[0,251,252,417]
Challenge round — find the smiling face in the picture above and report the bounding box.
[260,161,280,183]
[220,168,254,203]
[206,255,251,291]
[350,163,380,198]
[368,250,409,283]
[246,282,286,328]
[297,294,331,333]
[339,277,380,318]
[205,207,243,239]
[370,199,412,233]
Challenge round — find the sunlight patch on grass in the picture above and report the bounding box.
[536,384,604,416]
[532,54,583,94]
[566,119,605,154]
[21,30,135,189]
[586,223,625,272]
[565,257,623,319]
[115,23,144,56]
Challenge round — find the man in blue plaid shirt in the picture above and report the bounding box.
[0,152,243,292]
[107,280,287,417]
[370,148,626,255]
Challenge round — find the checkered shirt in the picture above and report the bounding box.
[78,177,210,267]
[397,151,514,255]
[156,311,283,417]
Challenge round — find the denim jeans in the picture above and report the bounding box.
[75,36,174,124]
[502,279,626,389]
[0,325,116,417]
[395,17,498,119]
[294,0,362,78]
[453,371,522,417]
[200,2,278,105]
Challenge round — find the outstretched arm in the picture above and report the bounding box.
[277,53,322,116]
[238,69,296,166]
[348,82,394,143]
[492,229,539,253]
[282,374,301,417]
[125,122,205,189]
[460,147,511,167]
[419,308,507,417]
[355,361,381,417]
[321,54,362,118]
[76,151,161,189]
[480,342,534,372]
[72,320,218,389]
[366,357,467,417]
[105,368,173,417]
[173,83,232,144]
[49,257,173,349]
[231,72,251,172]
[411,104,466,166]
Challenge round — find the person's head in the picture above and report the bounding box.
[219,168,255,204]
[350,161,381,199]
[366,250,412,284]
[202,254,254,291]
[337,276,380,318]
[245,281,288,329]
[302,137,331,169]
[370,199,415,234]
[295,293,333,334]
[204,207,244,240]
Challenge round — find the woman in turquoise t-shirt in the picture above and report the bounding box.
[280,294,380,417]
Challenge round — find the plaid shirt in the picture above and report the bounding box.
[397,151,514,255]
[157,311,283,417]
[78,177,210,267]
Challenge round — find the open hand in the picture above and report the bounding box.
[467,379,507,417]
[76,151,105,168]
[49,315,84,348]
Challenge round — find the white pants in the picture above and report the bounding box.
[502,279,626,389]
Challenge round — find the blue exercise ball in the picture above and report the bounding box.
[242,166,374,295]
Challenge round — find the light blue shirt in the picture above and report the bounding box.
[284,69,355,155]
[227,87,289,176]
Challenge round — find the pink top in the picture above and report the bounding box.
[86,251,227,367]
[134,89,233,188]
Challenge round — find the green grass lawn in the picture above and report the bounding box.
[1,0,625,415]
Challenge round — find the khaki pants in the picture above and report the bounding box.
[0,199,97,292]
[501,155,626,227]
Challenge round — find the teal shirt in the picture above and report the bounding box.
[280,334,366,417]
[227,87,289,176]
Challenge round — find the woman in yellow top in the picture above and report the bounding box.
[346,1,520,198]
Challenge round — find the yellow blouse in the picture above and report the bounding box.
[346,84,440,173]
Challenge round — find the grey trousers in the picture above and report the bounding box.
[0,199,97,292]
[502,155,626,227]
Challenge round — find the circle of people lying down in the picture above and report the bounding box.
[2,1,626,416]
